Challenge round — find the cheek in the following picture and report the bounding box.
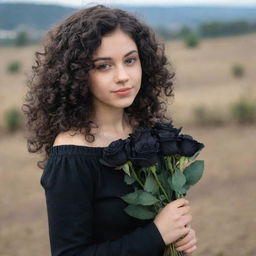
[132,64,142,84]
[89,83,102,98]
[88,79,99,98]
[89,71,111,87]
[88,74,103,94]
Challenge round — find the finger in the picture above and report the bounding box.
[172,198,189,208]
[179,225,191,238]
[185,224,191,230]
[183,245,197,255]
[175,228,193,247]
[177,205,190,216]
[179,213,192,228]
[176,238,197,252]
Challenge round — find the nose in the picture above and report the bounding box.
[114,64,129,84]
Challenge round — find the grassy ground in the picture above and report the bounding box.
[0,33,255,256]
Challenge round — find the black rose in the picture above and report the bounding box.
[152,122,182,156]
[101,139,129,167]
[127,129,160,167]
[178,134,205,157]
[152,122,179,132]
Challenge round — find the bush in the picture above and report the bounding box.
[4,108,23,132]
[15,30,29,47]
[179,26,192,38]
[232,64,245,78]
[184,33,200,48]
[231,98,256,123]
[7,61,22,73]
[193,105,225,126]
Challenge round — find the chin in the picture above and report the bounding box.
[115,102,134,109]
[113,98,136,109]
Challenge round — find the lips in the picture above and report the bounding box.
[114,88,132,92]
[113,87,133,96]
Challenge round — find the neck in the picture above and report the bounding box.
[90,105,132,137]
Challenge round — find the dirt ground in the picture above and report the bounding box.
[0,125,255,256]
[0,33,256,255]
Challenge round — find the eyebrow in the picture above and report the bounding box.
[92,50,138,62]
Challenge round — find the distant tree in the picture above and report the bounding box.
[4,107,23,132]
[178,25,192,38]
[199,20,256,38]
[7,61,22,73]
[155,25,173,40]
[184,33,200,48]
[232,64,245,78]
[231,98,256,123]
[15,30,29,46]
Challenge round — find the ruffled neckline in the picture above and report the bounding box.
[50,144,107,155]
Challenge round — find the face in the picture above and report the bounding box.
[88,29,142,112]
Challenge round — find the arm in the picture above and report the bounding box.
[41,152,166,256]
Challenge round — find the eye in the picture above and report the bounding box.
[96,63,112,70]
[125,57,137,65]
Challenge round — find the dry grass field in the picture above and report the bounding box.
[0,33,256,256]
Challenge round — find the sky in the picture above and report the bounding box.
[2,0,256,7]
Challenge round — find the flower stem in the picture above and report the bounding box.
[128,162,144,189]
[163,243,184,256]
[149,166,170,201]
[166,156,174,175]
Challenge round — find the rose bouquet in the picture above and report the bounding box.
[100,122,204,256]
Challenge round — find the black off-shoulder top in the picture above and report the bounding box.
[41,144,166,256]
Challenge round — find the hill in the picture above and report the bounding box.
[0,3,256,30]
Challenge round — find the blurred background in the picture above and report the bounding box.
[0,0,256,255]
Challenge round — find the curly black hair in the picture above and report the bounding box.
[22,4,175,169]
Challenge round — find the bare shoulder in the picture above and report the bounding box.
[53,130,90,147]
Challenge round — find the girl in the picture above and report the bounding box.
[23,4,197,256]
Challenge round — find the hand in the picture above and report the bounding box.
[153,198,192,245]
[175,225,197,255]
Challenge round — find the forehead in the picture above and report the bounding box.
[93,29,138,58]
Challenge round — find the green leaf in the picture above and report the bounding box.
[121,190,159,206]
[144,173,159,195]
[158,170,172,199]
[183,160,204,185]
[170,168,186,192]
[179,183,191,194]
[121,191,138,205]
[124,205,155,220]
[124,174,135,185]
[136,190,159,205]
[167,176,174,191]
[122,163,131,176]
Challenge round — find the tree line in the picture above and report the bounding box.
[155,20,256,41]
[1,19,256,46]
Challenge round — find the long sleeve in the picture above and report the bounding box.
[41,147,166,256]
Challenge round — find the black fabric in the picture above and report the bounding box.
[41,144,166,256]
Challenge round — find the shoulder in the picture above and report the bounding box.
[44,130,100,189]
[53,130,90,147]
